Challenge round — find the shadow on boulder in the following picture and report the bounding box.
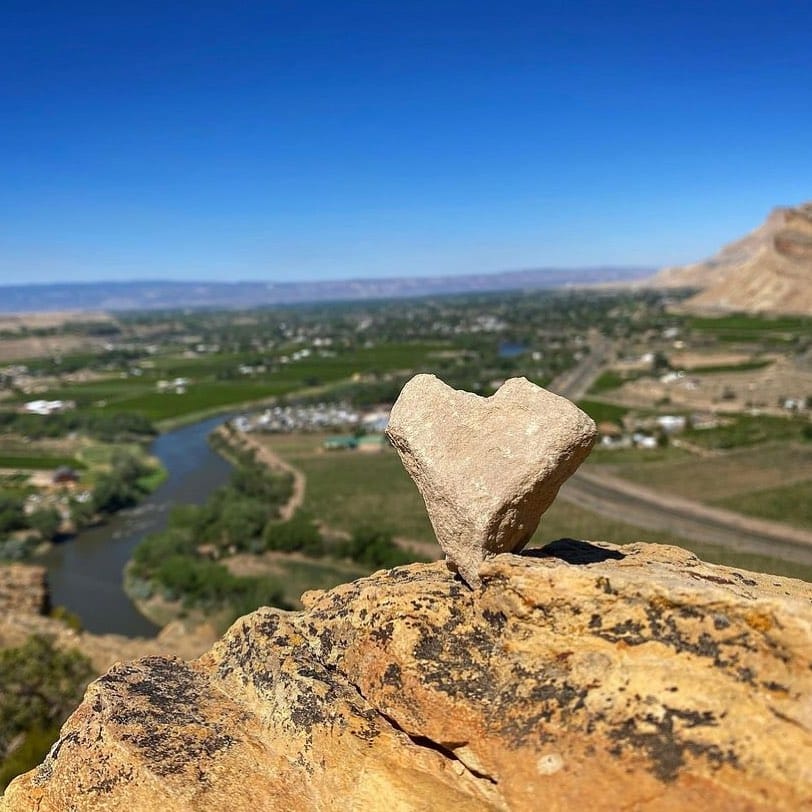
[525,538,625,565]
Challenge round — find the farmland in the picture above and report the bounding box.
[1,290,811,577]
[9,342,451,425]
[250,431,812,582]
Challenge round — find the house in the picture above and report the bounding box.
[690,412,721,430]
[323,435,358,451]
[156,377,189,394]
[25,399,73,415]
[632,433,659,450]
[52,466,79,485]
[597,421,622,439]
[597,421,628,448]
[196,543,220,560]
[361,410,390,433]
[656,415,687,434]
[357,434,389,453]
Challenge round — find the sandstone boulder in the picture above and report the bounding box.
[386,374,596,585]
[5,541,811,811]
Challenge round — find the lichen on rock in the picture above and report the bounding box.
[4,542,811,811]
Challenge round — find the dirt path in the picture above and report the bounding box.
[394,534,439,559]
[217,429,306,522]
[670,438,725,458]
[221,429,441,558]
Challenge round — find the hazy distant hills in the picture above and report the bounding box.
[646,202,812,315]
[0,267,649,314]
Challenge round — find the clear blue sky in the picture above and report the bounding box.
[1,1,810,284]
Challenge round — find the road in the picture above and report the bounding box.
[548,330,612,401]
[545,332,812,565]
[559,469,812,566]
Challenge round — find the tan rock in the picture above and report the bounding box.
[5,541,812,810]
[0,564,49,616]
[386,374,596,585]
[645,201,812,316]
[0,610,219,679]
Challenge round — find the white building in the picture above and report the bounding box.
[24,399,72,415]
[656,415,687,434]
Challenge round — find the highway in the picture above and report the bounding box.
[548,330,612,401]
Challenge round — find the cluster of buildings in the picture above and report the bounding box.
[598,413,696,451]
[229,402,393,454]
[231,403,390,435]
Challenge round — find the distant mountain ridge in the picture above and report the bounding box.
[645,202,812,315]
[0,267,649,313]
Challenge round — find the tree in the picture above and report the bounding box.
[338,526,412,568]
[263,513,324,556]
[27,507,61,541]
[92,472,138,513]
[652,351,671,373]
[69,497,96,529]
[0,494,25,535]
[0,635,92,764]
[110,450,150,484]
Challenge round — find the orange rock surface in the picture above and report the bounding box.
[4,541,812,811]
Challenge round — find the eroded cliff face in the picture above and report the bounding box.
[3,541,812,811]
[0,563,218,678]
[0,564,49,617]
[647,202,812,315]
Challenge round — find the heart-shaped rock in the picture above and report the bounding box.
[386,374,596,586]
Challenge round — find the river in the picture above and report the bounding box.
[40,415,234,637]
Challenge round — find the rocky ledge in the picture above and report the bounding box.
[3,541,812,811]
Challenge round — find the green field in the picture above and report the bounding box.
[16,342,447,424]
[587,370,630,395]
[262,434,435,543]
[597,443,812,502]
[226,552,367,609]
[0,454,86,470]
[0,440,164,490]
[686,360,771,374]
[590,441,812,531]
[576,399,629,424]
[686,313,812,343]
[533,498,812,581]
[587,444,693,465]
[714,481,812,531]
[683,414,810,449]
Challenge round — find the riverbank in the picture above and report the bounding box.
[0,435,167,563]
[211,424,306,521]
[36,415,235,636]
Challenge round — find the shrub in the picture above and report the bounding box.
[0,494,26,535]
[263,513,325,556]
[0,635,92,786]
[28,507,62,541]
[49,605,83,632]
[0,536,39,562]
[337,526,412,569]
